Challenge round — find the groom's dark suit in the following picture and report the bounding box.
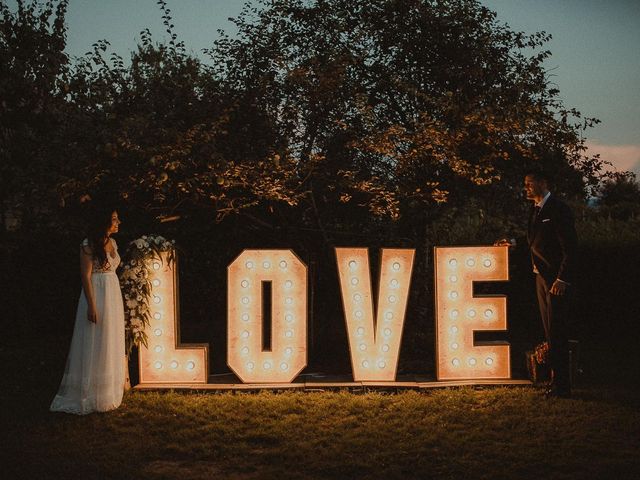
[527,194,578,395]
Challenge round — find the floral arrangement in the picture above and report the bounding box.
[534,341,549,365]
[526,341,550,384]
[119,235,175,354]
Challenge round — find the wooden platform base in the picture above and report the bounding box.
[133,375,532,391]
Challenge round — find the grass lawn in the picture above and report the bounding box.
[2,337,639,480]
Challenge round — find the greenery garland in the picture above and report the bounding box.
[119,235,175,354]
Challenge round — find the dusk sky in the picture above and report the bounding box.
[22,0,640,175]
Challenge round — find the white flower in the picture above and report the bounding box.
[135,239,145,249]
[126,299,138,309]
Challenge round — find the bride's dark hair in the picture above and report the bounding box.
[86,205,116,269]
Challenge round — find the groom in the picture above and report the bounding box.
[497,170,578,398]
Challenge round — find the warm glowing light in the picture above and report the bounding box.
[435,246,510,380]
[138,251,209,384]
[336,248,415,381]
[228,250,307,383]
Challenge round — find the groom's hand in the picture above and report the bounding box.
[550,279,568,296]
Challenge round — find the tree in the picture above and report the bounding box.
[209,0,603,237]
[0,0,69,232]
[597,171,640,220]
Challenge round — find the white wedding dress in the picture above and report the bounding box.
[50,238,126,414]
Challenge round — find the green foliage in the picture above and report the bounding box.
[2,0,610,236]
[3,0,636,369]
[119,235,176,353]
[595,171,640,220]
[0,0,69,228]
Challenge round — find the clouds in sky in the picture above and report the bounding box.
[586,141,640,178]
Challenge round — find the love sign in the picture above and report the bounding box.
[137,246,511,385]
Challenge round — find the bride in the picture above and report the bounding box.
[50,207,128,414]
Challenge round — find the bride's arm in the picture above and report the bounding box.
[80,245,98,323]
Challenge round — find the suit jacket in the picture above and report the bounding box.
[527,195,578,287]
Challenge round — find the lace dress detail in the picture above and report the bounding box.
[50,238,126,414]
[80,238,117,273]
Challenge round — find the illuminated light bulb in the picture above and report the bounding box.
[170,361,178,369]
[355,310,363,318]
[280,362,289,371]
[241,313,249,321]
[241,297,250,305]
[154,345,163,353]
[356,327,365,336]
[241,280,249,288]
[449,291,458,299]
[153,312,161,320]
[383,328,392,337]
[392,262,401,271]
[279,260,287,269]
[241,347,249,355]
[247,362,255,370]
[351,277,359,286]
[449,275,457,283]
[154,328,162,336]
[362,360,370,368]
[359,343,367,351]
[485,357,494,366]
[450,326,459,334]
[263,261,271,269]
[263,361,272,370]
[186,361,195,371]
[285,314,293,323]
[450,309,459,319]
[152,279,161,287]
[154,361,163,369]
[484,309,494,319]
[354,293,362,302]
[382,344,390,352]
[152,262,161,270]
[285,297,293,305]
[285,330,293,338]
[285,347,293,356]
[246,261,254,269]
[384,311,393,321]
[452,358,460,367]
[483,259,492,268]
[349,260,358,270]
[153,295,161,304]
[468,358,477,366]
[468,309,477,318]
[466,258,475,267]
[241,330,250,338]
[388,295,397,303]
[451,342,459,350]
[285,280,293,288]
[449,258,458,267]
